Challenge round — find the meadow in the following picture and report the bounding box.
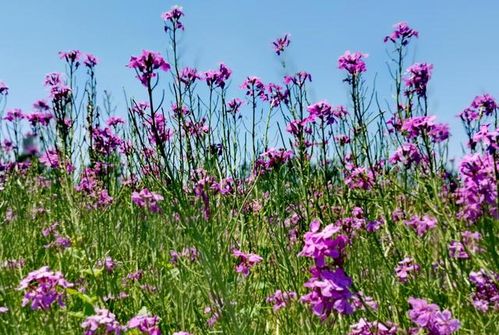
[0,5,497,334]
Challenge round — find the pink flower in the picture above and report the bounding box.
[81,308,123,335]
[127,314,161,335]
[273,34,291,55]
[131,188,164,213]
[232,249,263,276]
[338,51,368,75]
[128,50,170,86]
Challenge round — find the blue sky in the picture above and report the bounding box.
[1,0,498,157]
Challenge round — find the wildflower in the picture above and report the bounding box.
[17,266,73,310]
[267,83,289,107]
[203,63,232,89]
[298,219,348,267]
[472,125,498,153]
[226,98,244,116]
[84,53,99,68]
[301,267,354,319]
[81,308,123,335]
[469,269,499,312]
[241,76,267,101]
[180,67,201,86]
[26,112,53,127]
[0,307,8,314]
[404,215,437,236]
[131,188,164,213]
[39,149,60,169]
[44,72,65,87]
[449,231,482,259]
[338,51,368,75]
[408,298,460,335]
[161,5,184,30]
[344,165,374,190]
[273,34,291,55]
[307,100,337,125]
[232,249,263,276]
[253,148,293,175]
[401,115,449,143]
[389,143,422,167]
[395,257,420,283]
[283,71,312,87]
[128,50,170,86]
[469,93,497,117]
[3,108,25,122]
[58,50,81,66]
[106,116,125,127]
[0,81,8,95]
[128,314,161,335]
[97,256,117,273]
[348,318,398,335]
[404,63,433,97]
[384,21,419,45]
[173,332,192,335]
[266,290,297,311]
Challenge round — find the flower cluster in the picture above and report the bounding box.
[448,231,482,259]
[407,297,460,335]
[456,153,497,222]
[384,21,419,45]
[17,266,73,310]
[127,314,161,335]
[404,215,437,236]
[395,257,420,283]
[241,76,267,100]
[338,51,368,75]
[128,50,170,86]
[161,5,184,30]
[273,34,291,55]
[401,115,450,143]
[348,318,398,335]
[404,63,433,97]
[81,308,123,335]
[131,188,164,213]
[389,142,422,167]
[203,63,232,89]
[232,249,263,276]
[253,147,294,175]
[307,101,347,125]
[0,81,8,95]
[344,164,374,190]
[469,269,499,312]
[266,290,297,312]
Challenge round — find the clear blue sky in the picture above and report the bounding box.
[1,0,498,158]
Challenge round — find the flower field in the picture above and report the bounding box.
[0,5,497,335]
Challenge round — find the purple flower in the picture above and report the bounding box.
[226,98,244,116]
[173,332,192,335]
[404,63,433,97]
[3,108,25,122]
[283,71,312,87]
[128,50,171,86]
[267,83,289,107]
[106,116,125,127]
[17,266,73,310]
[469,269,499,312]
[266,290,297,312]
[161,5,184,30]
[298,219,348,267]
[307,100,336,125]
[401,115,449,143]
[404,215,437,236]
[241,76,267,101]
[131,188,164,213]
[344,164,374,190]
[338,51,368,75]
[232,249,263,277]
[449,231,482,259]
[348,318,398,335]
[127,314,161,335]
[384,22,419,45]
[81,308,123,335]
[253,147,293,175]
[84,53,99,68]
[26,112,53,127]
[39,149,60,169]
[301,267,354,319]
[0,81,8,95]
[44,72,65,87]
[203,63,232,89]
[470,94,497,117]
[390,143,422,167]
[58,50,81,66]
[273,34,291,55]
[97,256,117,273]
[395,257,420,283]
[180,67,201,86]
[407,297,460,334]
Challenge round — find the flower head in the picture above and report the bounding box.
[161,5,184,30]
[273,34,291,55]
[128,50,170,86]
[338,51,368,75]
[384,22,419,45]
[81,308,123,335]
[404,63,433,97]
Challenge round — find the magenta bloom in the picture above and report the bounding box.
[161,5,184,30]
[348,318,398,335]
[408,298,460,334]
[17,266,73,310]
[395,257,420,283]
[232,249,263,276]
[267,83,289,107]
[39,149,60,169]
[226,98,244,115]
[298,219,348,267]
[384,22,419,45]
[273,34,291,55]
[81,308,123,335]
[241,76,267,101]
[266,290,297,312]
[84,53,99,68]
[344,165,374,190]
[131,188,164,213]
[469,269,499,312]
[128,50,170,86]
[401,115,449,143]
[253,147,293,175]
[404,63,433,97]
[448,231,482,259]
[307,101,335,125]
[58,49,81,65]
[3,108,25,122]
[404,215,437,236]
[128,314,161,335]
[0,81,8,95]
[389,143,422,167]
[283,71,312,87]
[180,67,201,86]
[27,112,53,127]
[106,116,125,127]
[203,63,232,89]
[301,267,354,319]
[338,51,368,75]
